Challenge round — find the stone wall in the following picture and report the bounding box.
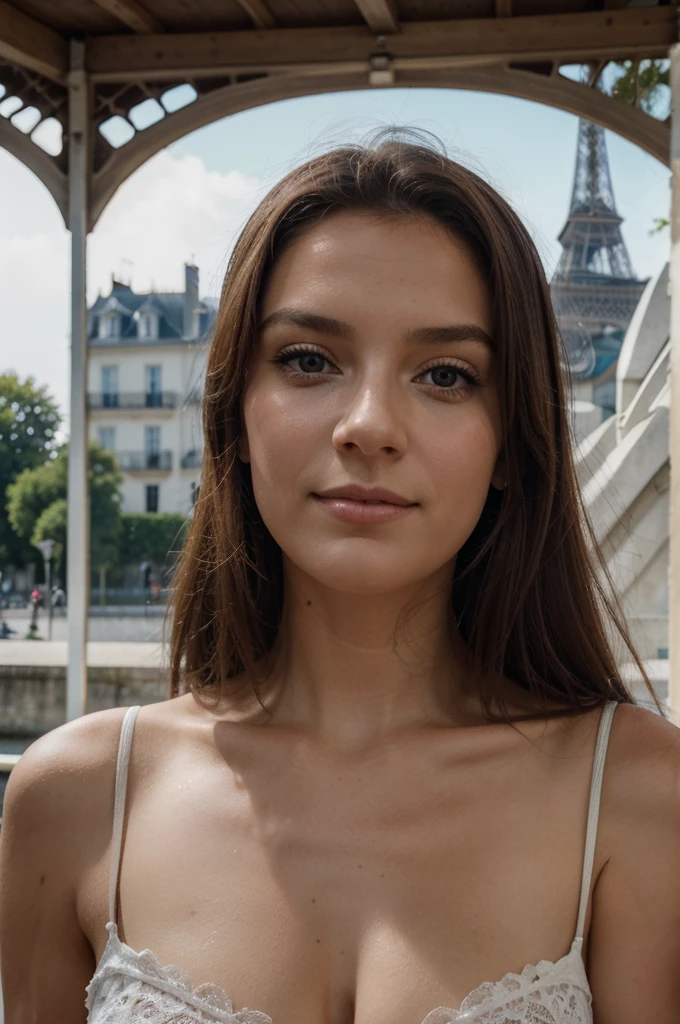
[0,665,169,737]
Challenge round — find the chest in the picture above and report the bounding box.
[81,729,597,1024]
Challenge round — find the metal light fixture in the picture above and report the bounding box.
[37,538,56,641]
[368,54,394,86]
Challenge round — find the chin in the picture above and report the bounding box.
[290,544,438,596]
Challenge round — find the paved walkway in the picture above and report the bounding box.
[0,640,165,667]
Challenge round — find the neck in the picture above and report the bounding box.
[261,564,480,754]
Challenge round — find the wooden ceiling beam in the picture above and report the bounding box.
[234,0,276,30]
[0,0,68,82]
[88,0,163,34]
[86,6,677,81]
[353,0,399,34]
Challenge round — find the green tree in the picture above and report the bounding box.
[0,374,61,566]
[650,217,669,236]
[610,59,669,116]
[607,59,671,238]
[6,441,123,585]
[121,513,189,565]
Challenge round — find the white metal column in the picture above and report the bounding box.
[670,42,680,726]
[66,39,89,721]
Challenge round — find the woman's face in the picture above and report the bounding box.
[240,209,504,595]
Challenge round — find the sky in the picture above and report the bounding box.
[0,84,671,429]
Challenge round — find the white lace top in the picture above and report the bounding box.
[85,700,618,1024]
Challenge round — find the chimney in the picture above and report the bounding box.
[184,263,199,340]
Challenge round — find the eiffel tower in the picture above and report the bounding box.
[550,118,647,384]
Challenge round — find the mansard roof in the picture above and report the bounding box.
[136,295,165,316]
[99,294,134,317]
[87,283,216,345]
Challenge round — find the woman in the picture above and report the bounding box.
[1,130,679,1023]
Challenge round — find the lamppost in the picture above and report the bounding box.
[37,539,56,641]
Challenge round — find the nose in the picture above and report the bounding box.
[331,375,408,457]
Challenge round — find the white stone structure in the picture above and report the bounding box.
[574,262,670,705]
[87,264,214,515]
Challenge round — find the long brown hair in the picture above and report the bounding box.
[169,128,662,722]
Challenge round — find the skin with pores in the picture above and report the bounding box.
[238,209,513,746]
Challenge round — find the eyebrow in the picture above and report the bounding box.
[406,324,495,351]
[258,307,494,351]
[258,308,353,339]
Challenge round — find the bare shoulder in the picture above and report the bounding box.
[586,702,680,1021]
[4,706,130,821]
[1,705,133,880]
[601,702,680,833]
[0,706,135,1023]
[2,697,193,867]
[606,701,680,799]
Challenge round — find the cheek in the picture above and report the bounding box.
[243,387,321,511]
[423,410,499,537]
[426,405,498,480]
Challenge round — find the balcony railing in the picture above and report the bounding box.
[88,391,177,410]
[181,450,202,469]
[117,450,173,471]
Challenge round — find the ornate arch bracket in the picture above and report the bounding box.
[89,60,669,231]
[0,111,67,218]
[0,59,67,219]
[0,56,670,231]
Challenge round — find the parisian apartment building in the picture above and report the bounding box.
[87,264,215,515]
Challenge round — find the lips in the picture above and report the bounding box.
[312,494,417,525]
[313,485,416,506]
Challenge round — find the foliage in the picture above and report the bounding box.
[607,60,670,239]
[6,440,123,581]
[33,499,67,563]
[0,374,61,566]
[650,217,669,236]
[610,59,669,117]
[121,513,189,566]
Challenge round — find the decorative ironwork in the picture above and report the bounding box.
[181,450,202,469]
[88,391,178,410]
[117,450,173,471]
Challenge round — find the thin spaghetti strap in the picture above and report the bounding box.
[574,700,618,942]
[108,705,142,927]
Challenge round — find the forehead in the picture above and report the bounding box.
[261,210,492,330]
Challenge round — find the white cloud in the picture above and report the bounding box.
[89,150,262,301]
[0,147,262,422]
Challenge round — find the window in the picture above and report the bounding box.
[145,365,162,407]
[138,312,158,340]
[99,313,120,340]
[101,366,119,407]
[146,484,159,513]
[98,427,115,451]
[190,481,199,506]
[144,425,161,468]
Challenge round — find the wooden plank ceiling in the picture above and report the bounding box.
[0,0,676,84]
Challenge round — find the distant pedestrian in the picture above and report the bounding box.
[51,585,66,616]
[26,588,41,639]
